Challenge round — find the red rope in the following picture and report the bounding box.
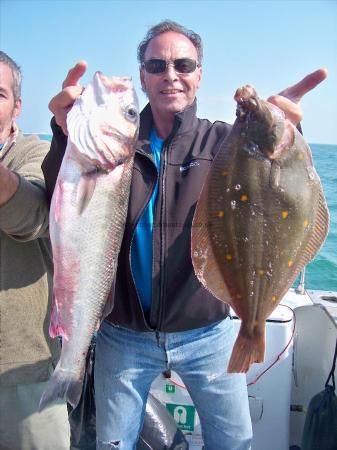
[247,304,296,386]
[165,304,296,390]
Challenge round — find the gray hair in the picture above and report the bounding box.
[137,20,203,65]
[0,51,22,101]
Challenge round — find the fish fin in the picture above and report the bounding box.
[69,144,105,214]
[304,189,329,261]
[294,189,329,273]
[76,176,97,214]
[227,324,265,373]
[49,321,69,340]
[53,180,64,224]
[269,161,281,188]
[39,361,83,411]
[270,120,295,160]
[49,293,70,340]
[191,182,232,303]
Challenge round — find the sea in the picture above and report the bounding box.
[38,134,337,293]
[303,143,337,292]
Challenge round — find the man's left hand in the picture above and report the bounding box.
[267,68,328,125]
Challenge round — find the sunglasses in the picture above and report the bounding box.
[142,58,200,74]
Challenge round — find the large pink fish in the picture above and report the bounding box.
[191,85,329,373]
[39,72,139,410]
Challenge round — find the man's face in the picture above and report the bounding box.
[0,62,21,145]
[140,31,202,121]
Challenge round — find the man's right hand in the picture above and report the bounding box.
[49,60,88,135]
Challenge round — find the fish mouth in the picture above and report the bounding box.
[94,126,136,165]
[236,101,258,123]
[100,126,135,147]
[235,85,259,122]
[235,98,269,159]
[83,158,124,176]
[234,85,279,159]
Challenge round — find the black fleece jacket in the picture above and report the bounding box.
[42,100,232,332]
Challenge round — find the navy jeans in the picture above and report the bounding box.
[95,317,252,450]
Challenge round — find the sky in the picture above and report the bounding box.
[1,0,337,144]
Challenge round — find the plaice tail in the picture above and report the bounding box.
[227,324,266,373]
[39,362,83,411]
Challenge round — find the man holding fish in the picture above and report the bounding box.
[42,20,327,450]
[0,51,70,450]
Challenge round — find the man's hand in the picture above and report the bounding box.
[267,68,328,125]
[0,162,19,206]
[49,60,88,135]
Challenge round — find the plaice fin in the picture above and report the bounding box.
[227,322,266,373]
[270,120,295,160]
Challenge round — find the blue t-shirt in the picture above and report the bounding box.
[131,128,164,311]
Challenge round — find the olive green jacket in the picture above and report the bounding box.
[0,130,60,386]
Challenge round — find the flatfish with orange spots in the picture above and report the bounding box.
[191,85,329,373]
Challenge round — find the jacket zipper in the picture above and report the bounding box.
[156,141,169,331]
[128,151,158,330]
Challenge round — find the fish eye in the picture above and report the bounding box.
[248,110,259,122]
[125,106,138,122]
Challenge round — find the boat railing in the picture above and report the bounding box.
[295,268,306,295]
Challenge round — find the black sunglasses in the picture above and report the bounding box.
[142,58,199,74]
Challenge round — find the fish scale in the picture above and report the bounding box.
[191,85,329,373]
[39,72,139,411]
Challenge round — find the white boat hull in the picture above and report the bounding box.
[150,288,337,450]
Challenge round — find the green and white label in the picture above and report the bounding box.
[166,403,196,431]
[165,384,176,394]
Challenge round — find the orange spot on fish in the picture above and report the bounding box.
[272,295,277,302]
[222,170,229,176]
[240,194,248,202]
[297,152,304,160]
[226,254,233,262]
[288,260,294,267]
[303,219,309,228]
[282,211,289,219]
[236,294,242,299]
[218,211,224,218]
[258,269,265,276]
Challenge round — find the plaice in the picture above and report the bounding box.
[191,85,329,373]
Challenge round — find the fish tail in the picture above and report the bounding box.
[227,325,265,373]
[39,363,83,412]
